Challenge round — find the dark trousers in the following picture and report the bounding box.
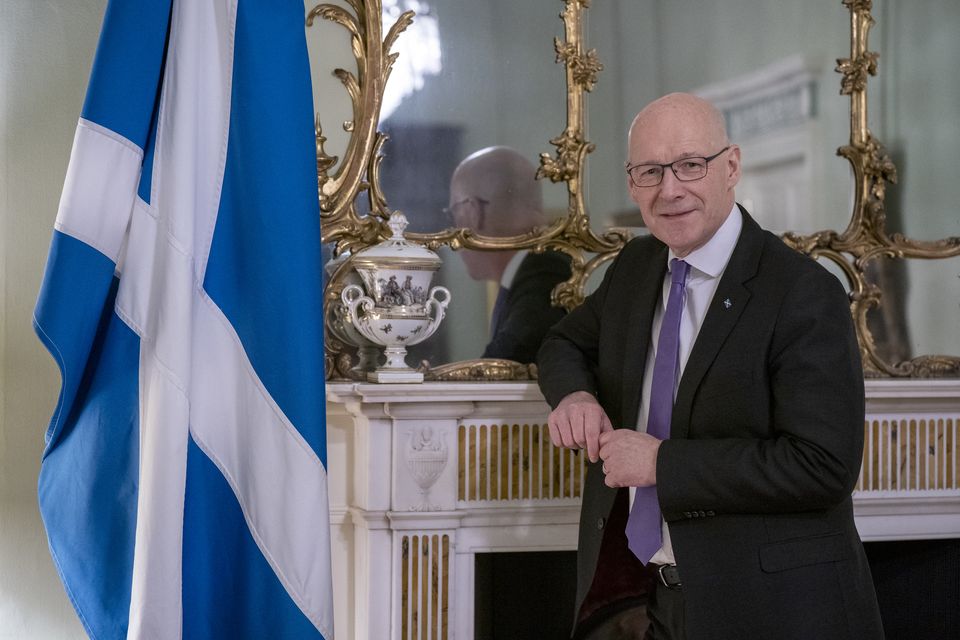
[644,581,686,640]
[579,582,685,640]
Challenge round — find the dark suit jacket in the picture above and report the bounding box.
[482,250,571,364]
[538,207,883,639]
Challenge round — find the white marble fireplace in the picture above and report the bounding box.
[325,380,960,640]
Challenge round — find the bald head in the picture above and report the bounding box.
[625,93,741,257]
[628,93,729,157]
[449,146,545,236]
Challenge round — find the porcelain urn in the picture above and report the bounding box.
[339,212,451,382]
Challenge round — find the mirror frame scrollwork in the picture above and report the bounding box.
[782,0,960,377]
[311,0,629,381]
[311,0,960,381]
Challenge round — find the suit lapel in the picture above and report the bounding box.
[620,243,668,429]
[672,207,764,439]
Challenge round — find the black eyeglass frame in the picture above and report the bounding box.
[443,196,489,224]
[625,145,732,187]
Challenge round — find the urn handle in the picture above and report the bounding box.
[418,286,451,343]
[341,284,379,344]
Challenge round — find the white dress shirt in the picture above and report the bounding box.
[500,249,529,289]
[630,203,742,565]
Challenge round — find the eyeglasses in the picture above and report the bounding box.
[443,196,488,226]
[625,146,731,188]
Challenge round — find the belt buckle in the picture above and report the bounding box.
[657,564,682,590]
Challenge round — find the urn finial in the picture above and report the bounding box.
[387,211,409,240]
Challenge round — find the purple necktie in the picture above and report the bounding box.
[626,258,690,564]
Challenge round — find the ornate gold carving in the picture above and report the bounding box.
[553,40,602,92]
[538,129,587,184]
[314,116,338,194]
[325,338,360,381]
[317,0,629,380]
[555,0,602,93]
[842,0,873,13]
[307,0,413,242]
[317,0,960,380]
[836,52,878,95]
[421,359,538,382]
[782,1,960,377]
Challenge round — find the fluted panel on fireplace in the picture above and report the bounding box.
[857,417,959,492]
[401,533,450,640]
[457,423,586,503]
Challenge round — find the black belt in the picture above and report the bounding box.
[655,564,682,590]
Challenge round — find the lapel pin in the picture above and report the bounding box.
[723,298,732,309]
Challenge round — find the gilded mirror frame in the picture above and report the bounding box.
[310,0,960,381]
[782,0,960,377]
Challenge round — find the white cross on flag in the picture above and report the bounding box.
[33,1,333,637]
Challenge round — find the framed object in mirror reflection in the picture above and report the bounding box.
[309,0,960,381]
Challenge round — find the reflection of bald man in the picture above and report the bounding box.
[448,146,571,364]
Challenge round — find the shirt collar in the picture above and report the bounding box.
[667,203,742,279]
[500,249,529,288]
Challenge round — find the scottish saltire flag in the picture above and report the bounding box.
[33,1,333,638]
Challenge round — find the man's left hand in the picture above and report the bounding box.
[598,430,661,488]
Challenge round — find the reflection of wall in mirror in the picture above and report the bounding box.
[357,1,573,364]
[872,0,960,358]
[377,123,464,366]
[373,0,570,215]
[587,0,850,237]
[306,0,361,166]
[696,55,850,237]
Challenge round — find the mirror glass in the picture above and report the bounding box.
[314,1,950,373]
[306,1,360,178]
[586,0,853,238]
[372,1,570,366]
[866,255,960,363]
[868,0,960,242]
[865,0,960,366]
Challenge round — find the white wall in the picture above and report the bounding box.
[0,1,103,638]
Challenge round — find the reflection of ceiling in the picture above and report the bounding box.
[381,0,442,120]
[695,56,815,142]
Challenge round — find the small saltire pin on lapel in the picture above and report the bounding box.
[723,298,732,309]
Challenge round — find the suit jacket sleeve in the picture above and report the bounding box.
[536,251,620,409]
[656,264,865,519]
[482,252,571,364]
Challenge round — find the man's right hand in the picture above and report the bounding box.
[547,391,614,463]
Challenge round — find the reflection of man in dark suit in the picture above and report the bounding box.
[538,94,883,639]
[448,146,571,364]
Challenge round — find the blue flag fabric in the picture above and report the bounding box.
[33,1,333,638]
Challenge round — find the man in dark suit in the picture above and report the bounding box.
[449,146,570,363]
[538,93,883,639]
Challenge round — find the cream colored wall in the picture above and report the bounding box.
[0,1,102,638]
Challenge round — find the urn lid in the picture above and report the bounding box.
[352,211,441,270]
